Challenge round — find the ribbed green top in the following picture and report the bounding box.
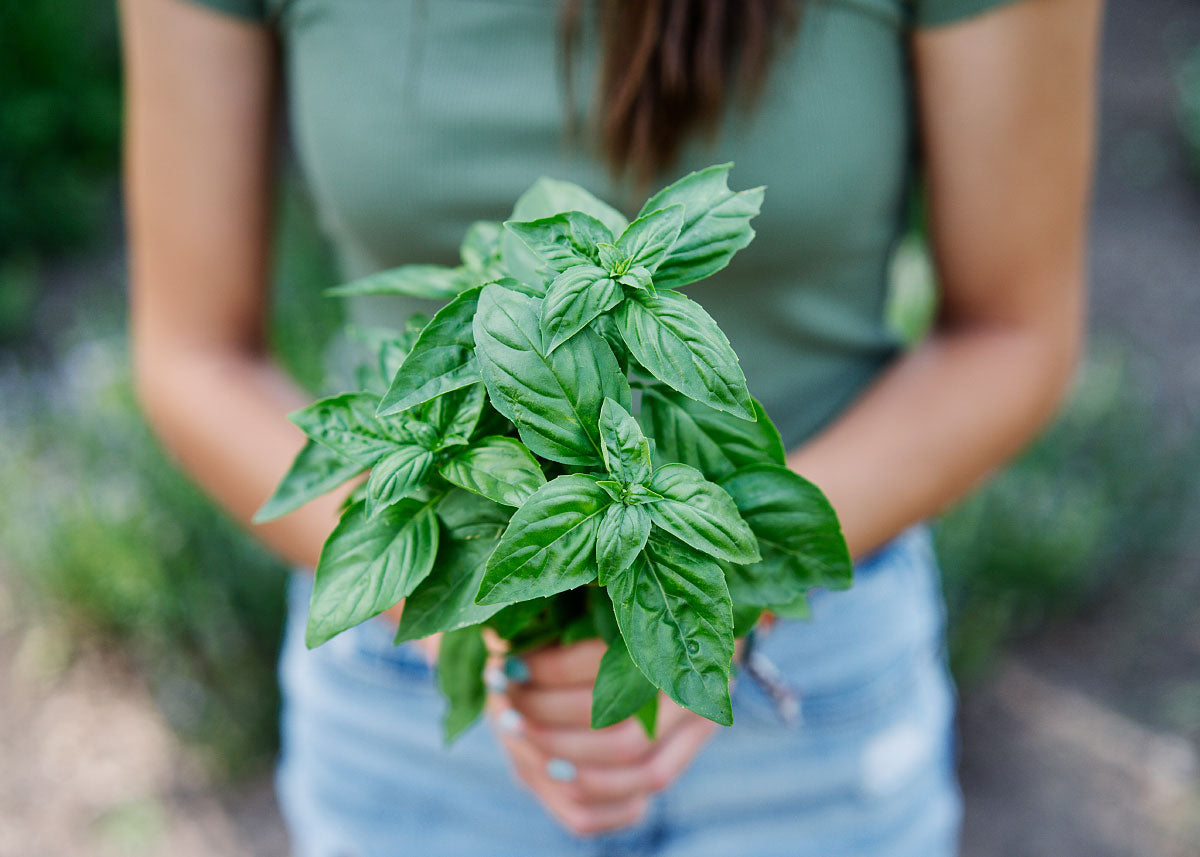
[183,0,1024,447]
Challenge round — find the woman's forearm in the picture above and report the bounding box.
[135,344,345,571]
[787,311,1082,560]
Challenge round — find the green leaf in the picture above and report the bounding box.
[305,498,440,648]
[507,176,629,236]
[607,534,735,725]
[475,475,609,605]
[731,603,763,637]
[591,634,658,729]
[365,445,434,516]
[438,625,488,743]
[254,439,364,523]
[395,535,504,643]
[635,695,658,738]
[460,220,503,271]
[378,286,482,416]
[590,312,630,375]
[290,392,415,467]
[473,284,631,466]
[346,326,412,397]
[540,265,623,353]
[647,464,760,564]
[639,383,784,482]
[505,211,613,274]
[596,503,651,584]
[435,487,513,540]
[637,163,764,290]
[616,204,684,273]
[598,398,652,486]
[720,464,852,603]
[326,264,475,299]
[617,289,753,420]
[416,383,487,449]
[438,436,546,507]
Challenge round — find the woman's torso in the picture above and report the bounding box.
[264,0,926,446]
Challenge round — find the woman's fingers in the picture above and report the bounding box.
[517,638,607,687]
[506,683,594,728]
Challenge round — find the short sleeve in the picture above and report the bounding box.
[182,0,268,22]
[913,0,1023,27]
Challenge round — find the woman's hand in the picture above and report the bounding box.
[485,638,718,837]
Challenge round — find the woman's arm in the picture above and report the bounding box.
[502,0,1104,836]
[120,0,341,569]
[789,0,1104,558]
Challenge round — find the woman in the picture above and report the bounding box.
[118,0,1101,853]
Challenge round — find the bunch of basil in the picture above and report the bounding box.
[256,164,851,740]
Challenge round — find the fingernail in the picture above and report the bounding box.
[504,655,531,683]
[546,758,576,782]
[484,666,508,694]
[497,708,523,735]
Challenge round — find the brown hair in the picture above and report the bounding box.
[560,0,801,185]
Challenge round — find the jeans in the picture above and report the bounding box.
[275,526,961,857]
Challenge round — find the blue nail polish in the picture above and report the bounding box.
[504,655,531,683]
[484,666,508,694]
[546,758,576,782]
[497,708,523,735]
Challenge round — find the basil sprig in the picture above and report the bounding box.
[258,163,851,742]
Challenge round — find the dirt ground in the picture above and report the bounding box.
[2,0,1199,855]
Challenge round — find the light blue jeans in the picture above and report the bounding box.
[276,527,961,857]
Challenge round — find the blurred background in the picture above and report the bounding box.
[1,1,1198,854]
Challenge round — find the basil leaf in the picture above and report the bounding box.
[591,634,658,729]
[507,176,629,236]
[475,475,609,605]
[616,204,684,273]
[598,398,652,486]
[505,211,613,274]
[639,383,784,481]
[346,326,412,397]
[254,439,364,524]
[438,625,488,743]
[378,286,482,416]
[596,502,651,584]
[326,263,474,299]
[772,596,811,620]
[365,445,435,516]
[647,464,760,564]
[540,265,623,353]
[607,534,735,725]
[617,289,753,420]
[460,220,503,271]
[435,487,513,540]
[305,497,440,647]
[731,603,763,637]
[416,383,487,449]
[720,463,852,597]
[473,284,631,466]
[290,392,414,467]
[590,312,630,375]
[395,536,504,643]
[438,436,547,507]
[636,163,764,290]
[635,695,658,738]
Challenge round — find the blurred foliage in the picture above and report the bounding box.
[0,177,339,778]
[886,232,1198,682]
[0,1,121,340]
[0,338,287,778]
[936,345,1197,681]
[1175,41,1200,179]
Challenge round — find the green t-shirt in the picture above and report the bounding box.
[186,0,1020,448]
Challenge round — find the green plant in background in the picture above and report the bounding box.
[0,337,286,777]
[1175,40,1200,179]
[260,164,853,739]
[0,174,338,777]
[0,0,121,341]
